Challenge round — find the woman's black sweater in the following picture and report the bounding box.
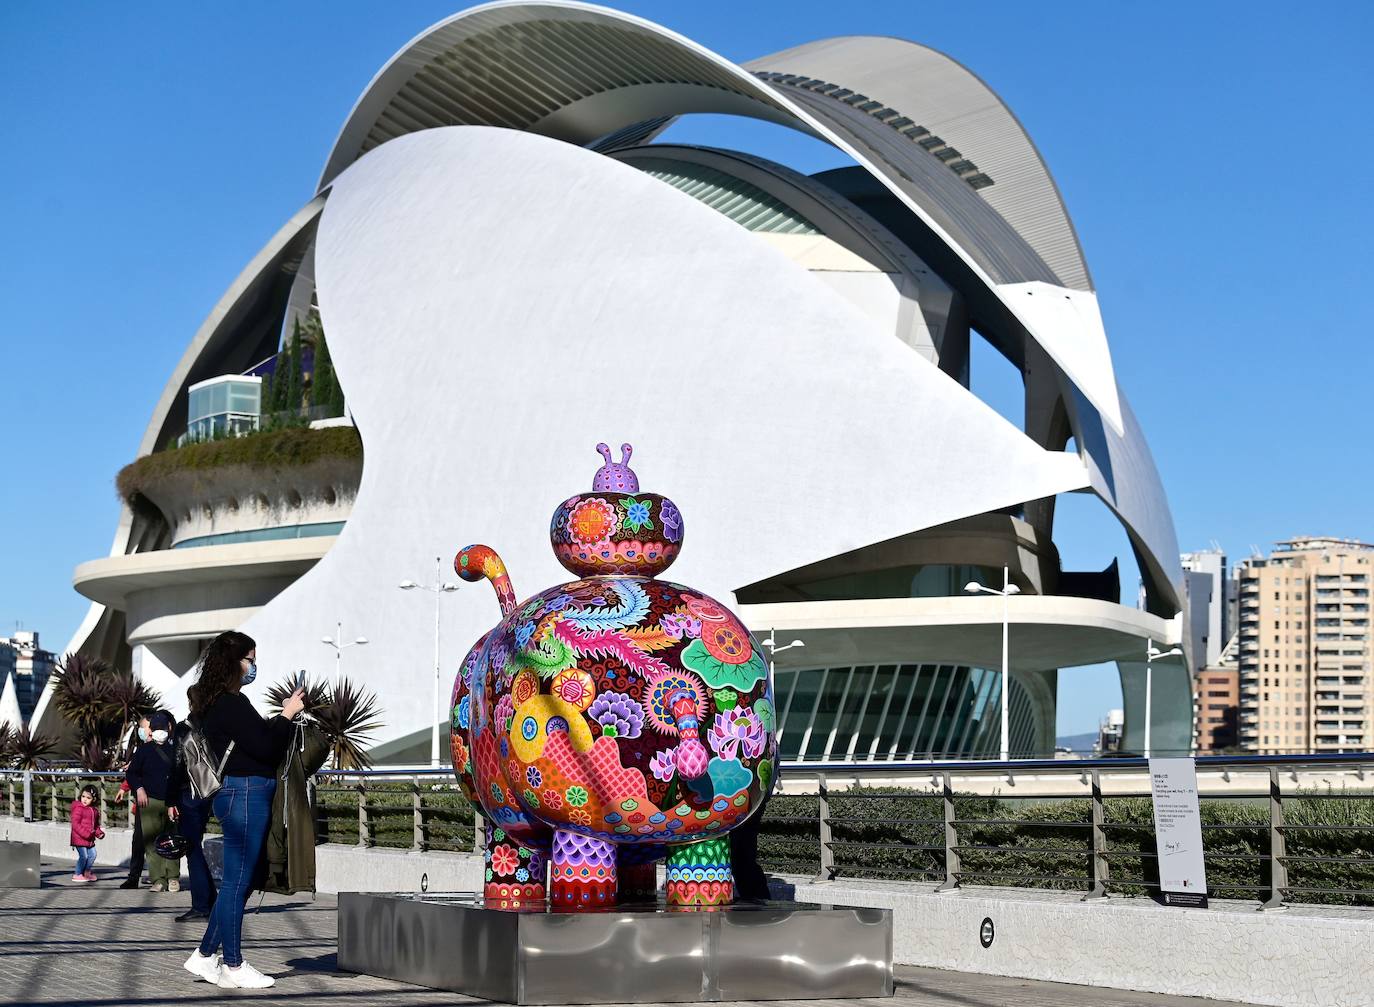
[202,692,294,778]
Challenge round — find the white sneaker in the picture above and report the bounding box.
[183,950,221,982]
[167,879,181,892]
[216,961,275,989]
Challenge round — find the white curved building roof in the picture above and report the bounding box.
[50,2,1188,754]
[316,1,1125,434]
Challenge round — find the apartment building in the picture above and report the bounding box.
[1194,637,1240,752]
[0,631,57,723]
[1237,538,1373,753]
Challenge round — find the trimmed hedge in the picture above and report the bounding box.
[116,425,363,506]
[757,786,1374,906]
[17,777,1371,905]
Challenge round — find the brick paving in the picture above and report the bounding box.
[0,862,1258,1007]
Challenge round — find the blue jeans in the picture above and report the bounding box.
[178,796,218,914]
[198,776,275,967]
[74,846,97,875]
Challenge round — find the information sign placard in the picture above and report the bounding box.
[1149,757,1209,908]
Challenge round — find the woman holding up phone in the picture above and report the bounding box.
[180,631,305,990]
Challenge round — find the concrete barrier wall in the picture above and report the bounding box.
[777,877,1373,1007]
[0,818,138,869]
[6,817,1370,1007]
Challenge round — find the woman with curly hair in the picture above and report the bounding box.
[181,630,304,990]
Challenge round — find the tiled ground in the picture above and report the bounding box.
[0,863,1258,1007]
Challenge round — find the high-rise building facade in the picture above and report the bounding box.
[1194,636,1240,752]
[0,631,57,723]
[1181,548,1228,669]
[1237,538,1373,753]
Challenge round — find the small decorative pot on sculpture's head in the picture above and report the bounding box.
[449,444,776,909]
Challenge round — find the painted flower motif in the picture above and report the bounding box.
[713,689,739,712]
[485,868,494,882]
[650,748,677,782]
[451,734,469,770]
[490,783,503,803]
[511,669,539,706]
[547,593,573,612]
[707,708,767,761]
[621,496,654,533]
[660,498,683,543]
[550,667,596,711]
[515,867,530,883]
[701,620,752,665]
[542,788,563,810]
[681,638,767,692]
[661,612,701,640]
[494,693,515,730]
[569,809,591,826]
[587,692,645,739]
[523,788,541,808]
[567,497,618,544]
[491,844,519,876]
[456,695,471,730]
[644,671,706,734]
[566,785,589,807]
[515,621,536,649]
[526,765,543,788]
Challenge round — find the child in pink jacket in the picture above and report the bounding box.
[70,785,105,882]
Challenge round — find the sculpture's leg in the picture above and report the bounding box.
[666,837,734,907]
[484,822,546,906]
[550,829,617,908]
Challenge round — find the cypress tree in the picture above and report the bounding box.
[315,329,337,417]
[287,317,304,416]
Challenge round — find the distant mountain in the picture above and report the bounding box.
[1056,731,1098,752]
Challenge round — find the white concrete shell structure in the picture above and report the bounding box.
[54,1,1190,763]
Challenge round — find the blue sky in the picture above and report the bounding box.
[2,2,1371,735]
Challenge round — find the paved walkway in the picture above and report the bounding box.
[0,863,1259,1007]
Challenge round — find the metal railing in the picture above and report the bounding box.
[5,754,1372,909]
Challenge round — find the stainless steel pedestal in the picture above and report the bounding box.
[338,893,893,1004]
[0,841,40,888]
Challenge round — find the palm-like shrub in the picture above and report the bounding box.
[50,653,161,769]
[267,674,383,771]
[0,722,16,766]
[11,725,58,770]
[104,668,162,757]
[50,653,111,741]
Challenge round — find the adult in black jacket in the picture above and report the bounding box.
[180,631,303,991]
[126,710,181,892]
[118,716,151,889]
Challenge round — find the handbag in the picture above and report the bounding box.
[182,724,235,801]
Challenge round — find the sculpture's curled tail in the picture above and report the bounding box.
[455,544,518,617]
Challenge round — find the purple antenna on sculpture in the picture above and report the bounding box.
[592,441,639,492]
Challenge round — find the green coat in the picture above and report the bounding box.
[264,719,330,895]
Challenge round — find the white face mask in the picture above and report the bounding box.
[151,729,169,744]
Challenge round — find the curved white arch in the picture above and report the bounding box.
[316,1,1123,434]
[744,34,1092,293]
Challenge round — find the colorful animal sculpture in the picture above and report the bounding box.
[449,445,776,908]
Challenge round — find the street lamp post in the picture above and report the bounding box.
[321,622,369,681]
[400,556,460,768]
[1144,642,1184,759]
[964,567,1020,762]
[761,632,804,778]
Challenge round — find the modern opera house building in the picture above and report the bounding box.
[45,1,1191,763]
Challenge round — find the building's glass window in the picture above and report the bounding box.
[183,375,262,443]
